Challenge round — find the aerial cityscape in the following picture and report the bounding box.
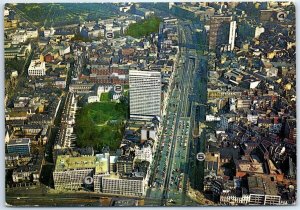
[4,2,296,207]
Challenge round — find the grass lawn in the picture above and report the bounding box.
[87,102,125,124]
[75,100,128,151]
[125,16,161,38]
[100,92,110,102]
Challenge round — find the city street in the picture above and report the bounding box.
[145,20,207,206]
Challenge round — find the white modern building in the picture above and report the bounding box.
[247,114,258,124]
[11,31,28,45]
[134,145,153,163]
[228,21,236,51]
[4,8,10,16]
[220,191,250,205]
[26,29,39,39]
[28,59,46,76]
[129,70,161,120]
[255,26,265,39]
[44,27,56,37]
[101,176,145,196]
[206,115,221,122]
[88,96,100,103]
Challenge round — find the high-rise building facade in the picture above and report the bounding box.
[228,20,237,51]
[209,16,236,52]
[129,70,161,120]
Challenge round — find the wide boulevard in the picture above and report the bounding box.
[145,20,207,206]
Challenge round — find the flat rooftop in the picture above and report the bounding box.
[248,176,278,196]
[55,155,108,174]
[8,138,30,145]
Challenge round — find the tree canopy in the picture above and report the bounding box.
[125,16,161,38]
[75,99,128,151]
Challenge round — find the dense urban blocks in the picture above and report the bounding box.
[125,16,161,38]
[75,100,128,151]
[4,1,297,207]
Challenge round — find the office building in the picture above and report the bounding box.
[101,175,145,196]
[53,155,109,190]
[209,16,236,52]
[7,138,31,155]
[228,21,236,51]
[248,176,281,205]
[129,70,161,120]
[101,161,150,196]
[135,145,153,163]
[220,192,251,205]
[28,59,46,76]
[116,155,134,174]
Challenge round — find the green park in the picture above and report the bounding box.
[75,98,128,151]
[125,16,161,38]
